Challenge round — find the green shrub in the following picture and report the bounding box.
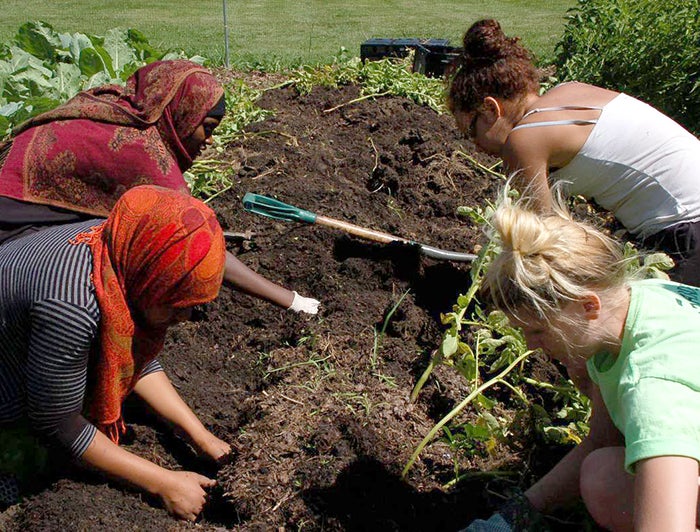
[554,0,700,134]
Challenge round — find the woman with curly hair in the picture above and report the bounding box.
[448,19,700,286]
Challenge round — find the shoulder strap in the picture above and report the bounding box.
[512,119,598,132]
[521,105,604,119]
[512,105,603,132]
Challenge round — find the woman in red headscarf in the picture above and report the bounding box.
[0,186,230,520]
[0,59,319,314]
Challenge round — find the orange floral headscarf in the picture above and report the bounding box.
[73,185,225,442]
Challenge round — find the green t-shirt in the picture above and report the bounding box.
[587,279,700,472]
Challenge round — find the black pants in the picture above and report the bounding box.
[0,197,89,246]
[643,221,700,287]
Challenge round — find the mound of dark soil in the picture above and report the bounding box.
[1,78,581,531]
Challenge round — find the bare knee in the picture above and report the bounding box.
[580,447,633,530]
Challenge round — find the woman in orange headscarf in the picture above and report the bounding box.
[0,59,319,314]
[0,186,230,520]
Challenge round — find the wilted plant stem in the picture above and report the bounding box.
[402,349,533,478]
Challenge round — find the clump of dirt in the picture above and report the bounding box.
[2,77,582,531]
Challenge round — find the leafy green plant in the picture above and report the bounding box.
[442,414,501,462]
[403,343,534,477]
[213,80,275,145]
[410,203,498,403]
[184,159,236,201]
[404,193,589,478]
[555,0,700,134]
[406,185,676,481]
[359,54,445,112]
[622,242,675,279]
[286,48,447,114]
[0,21,197,137]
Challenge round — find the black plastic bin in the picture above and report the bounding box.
[360,38,461,78]
[412,44,462,78]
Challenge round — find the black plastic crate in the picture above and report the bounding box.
[360,38,451,62]
[412,44,462,78]
[360,38,461,78]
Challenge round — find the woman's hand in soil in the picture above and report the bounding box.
[158,470,215,521]
[194,431,232,465]
[81,429,214,520]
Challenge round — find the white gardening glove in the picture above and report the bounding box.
[288,291,320,315]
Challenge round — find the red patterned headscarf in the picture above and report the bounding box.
[73,185,225,442]
[0,60,224,216]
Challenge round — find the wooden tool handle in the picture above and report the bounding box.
[315,215,409,245]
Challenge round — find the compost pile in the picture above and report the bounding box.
[1,79,567,531]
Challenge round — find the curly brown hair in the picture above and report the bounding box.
[447,19,541,114]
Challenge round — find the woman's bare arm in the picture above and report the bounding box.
[501,118,592,212]
[501,131,554,212]
[223,251,294,308]
[80,429,215,520]
[132,371,231,463]
[634,456,698,531]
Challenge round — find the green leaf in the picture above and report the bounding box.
[93,45,117,78]
[456,294,472,307]
[14,21,61,62]
[126,29,163,62]
[67,33,95,64]
[84,71,113,90]
[441,333,459,357]
[187,55,207,65]
[11,68,54,98]
[643,252,675,271]
[119,62,141,81]
[53,62,82,99]
[78,47,107,77]
[461,422,491,441]
[8,46,53,78]
[0,118,9,138]
[0,101,23,117]
[479,411,501,433]
[103,29,137,75]
[22,95,63,116]
[455,353,477,381]
[475,393,496,410]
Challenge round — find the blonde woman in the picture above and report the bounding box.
[463,189,700,530]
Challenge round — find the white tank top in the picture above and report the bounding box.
[514,93,700,237]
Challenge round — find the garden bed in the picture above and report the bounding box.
[2,77,579,531]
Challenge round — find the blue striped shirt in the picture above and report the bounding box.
[0,221,162,457]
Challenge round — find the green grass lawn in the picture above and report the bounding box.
[1,0,575,67]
